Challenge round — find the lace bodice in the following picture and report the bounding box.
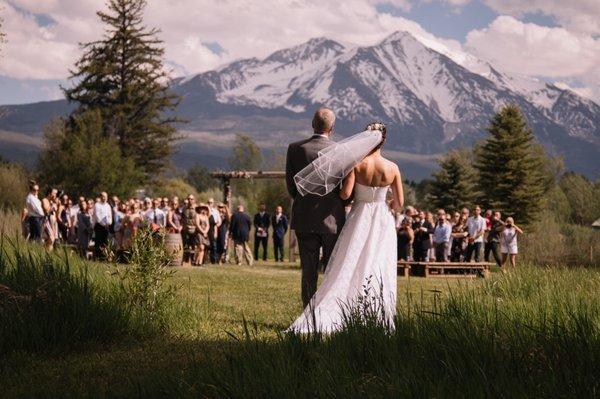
[353,183,389,203]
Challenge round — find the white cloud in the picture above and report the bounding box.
[465,16,600,102]
[481,0,600,35]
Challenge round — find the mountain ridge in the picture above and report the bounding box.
[0,30,598,178]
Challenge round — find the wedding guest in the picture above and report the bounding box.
[397,217,414,261]
[483,209,492,259]
[166,198,182,234]
[41,188,58,250]
[485,211,505,266]
[253,204,270,261]
[207,198,221,264]
[426,211,436,261]
[182,195,198,264]
[412,210,434,261]
[76,198,93,257]
[57,194,71,243]
[195,204,210,266]
[93,192,113,259]
[144,198,166,228]
[216,204,231,264]
[122,201,142,249]
[450,213,469,262]
[159,197,170,215]
[271,205,289,262]
[113,202,127,249]
[25,181,44,243]
[465,205,486,262]
[395,205,416,228]
[230,204,253,266]
[500,217,523,268]
[433,209,452,262]
[20,207,29,239]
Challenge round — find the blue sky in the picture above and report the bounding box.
[1,0,598,105]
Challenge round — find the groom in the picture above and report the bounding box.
[286,108,347,307]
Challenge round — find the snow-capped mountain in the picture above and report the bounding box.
[0,31,598,177]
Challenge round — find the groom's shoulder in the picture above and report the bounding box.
[288,136,313,150]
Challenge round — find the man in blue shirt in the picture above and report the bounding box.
[433,209,452,262]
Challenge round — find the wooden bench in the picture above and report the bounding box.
[397,261,494,278]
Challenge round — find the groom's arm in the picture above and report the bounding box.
[285,144,298,199]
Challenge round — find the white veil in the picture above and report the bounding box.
[294,129,383,197]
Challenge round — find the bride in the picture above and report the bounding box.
[289,123,403,333]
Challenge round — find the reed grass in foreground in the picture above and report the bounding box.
[1,261,599,398]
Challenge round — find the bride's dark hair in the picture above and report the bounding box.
[365,122,387,151]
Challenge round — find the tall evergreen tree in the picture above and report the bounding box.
[429,149,478,212]
[475,104,548,224]
[63,0,180,180]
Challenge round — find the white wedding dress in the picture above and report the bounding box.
[289,183,397,333]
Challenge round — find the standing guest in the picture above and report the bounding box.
[41,188,58,250]
[20,207,29,239]
[465,205,486,262]
[412,210,434,262]
[397,217,414,261]
[395,205,416,228]
[159,197,170,215]
[271,205,289,262]
[253,204,270,261]
[195,204,211,265]
[25,181,44,243]
[110,196,120,233]
[144,198,166,228]
[166,198,182,234]
[450,214,469,262]
[93,192,113,259]
[76,198,93,257]
[425,211,436,261]
[216,204,231,264]
[433,209,452,262]
[182,195,198,264]
[500,217,523,268]
[113,202,126,249]
[207,198,221,264]
[485,211,505,266]
[230,204,254,266]
[483,209,492,260]
[122,202,142,249]
[57,194,71,243]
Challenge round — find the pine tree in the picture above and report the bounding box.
[429,149,478,212]
[475,104,548,224]
[63,0,180,180]
[38,110,142,198]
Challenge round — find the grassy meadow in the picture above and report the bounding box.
[1,231,600,398]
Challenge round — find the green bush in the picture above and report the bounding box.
[0,162,29,211]
[147,177,199,200]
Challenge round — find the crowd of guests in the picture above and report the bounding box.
[23,180,523,268]
[23,181,289,266]
[395,205,524,268]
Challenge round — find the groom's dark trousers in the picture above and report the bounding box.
[286,134,347,308]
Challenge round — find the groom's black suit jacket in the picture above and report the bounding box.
[285,135,346,234]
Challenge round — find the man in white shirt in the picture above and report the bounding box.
[25,182,45,242]
[433,209,452,262]
[93,192,113,259]
[144,198,166,227]
[465,205,486,262]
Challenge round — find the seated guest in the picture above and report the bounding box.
[433,209,452,262]
[230,204,253,266]
[485,211,505,266]
[397,217,414,261]
[271,205,289,262]
[500,217,523,268]
[412,210,434,262]
[450,213,468,262]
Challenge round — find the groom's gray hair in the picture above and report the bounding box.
[312,107,335,133]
